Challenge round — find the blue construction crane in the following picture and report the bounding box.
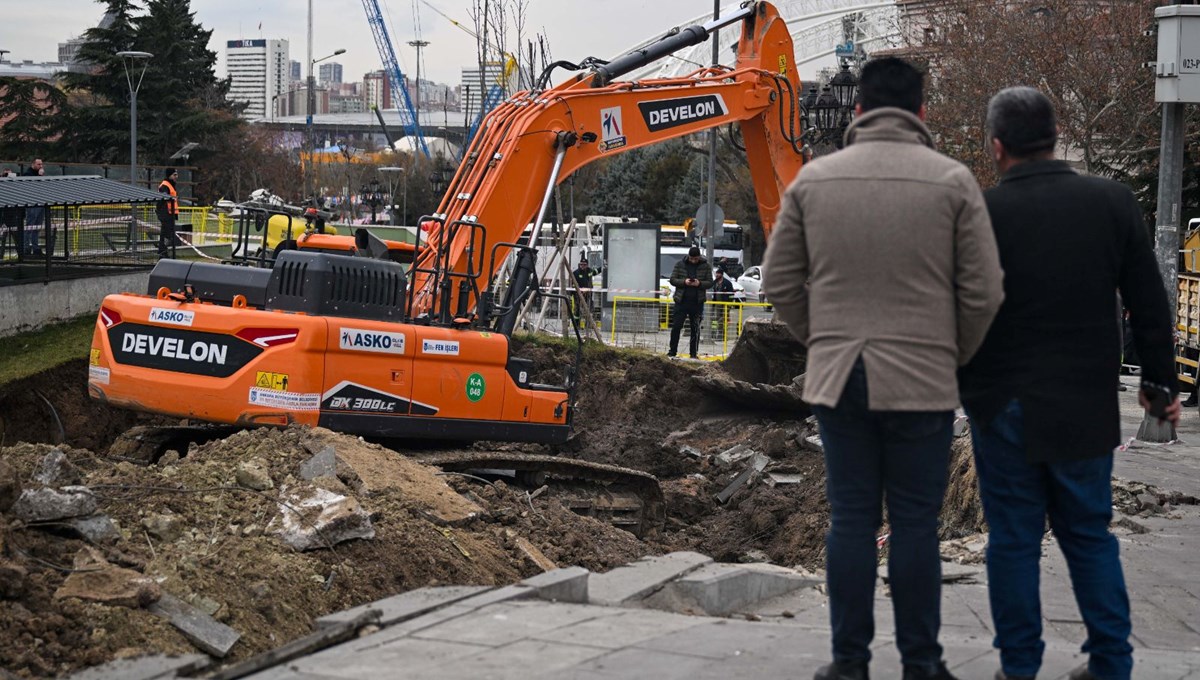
[361,0,430,158]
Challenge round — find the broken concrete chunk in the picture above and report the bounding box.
[802,434,824,454]
[715,452,771,504]
[715,443,754,468]
[299,445,339,481]
[64,514,121,543]
[1136,492,1161,512]
[235,458,274,491]
[514,536,558,572]
[148,592,240,657]
[55,551,160,608]
[0,458,21,513]
[34,448,82,486]
[952,415,971,438]
[11,486,97,522]
[272,486,375,551]
[141,513,184,542]
[765,473,805,487]
[678,445,704,459]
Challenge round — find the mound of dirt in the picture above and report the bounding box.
[0,427,652,677]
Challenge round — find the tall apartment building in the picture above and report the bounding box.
[225,38,290,119]
[290,60,302,81]
[363,70,392,110]
[460,62,507,119]
[318,62,343,85]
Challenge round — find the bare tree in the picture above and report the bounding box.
[912,0,1165,195]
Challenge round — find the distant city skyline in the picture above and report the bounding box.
[3,0,727,88]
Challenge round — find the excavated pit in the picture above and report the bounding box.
[0,342,988,677]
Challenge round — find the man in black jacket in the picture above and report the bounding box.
[959,87,1179,680]
[667,246,713,358]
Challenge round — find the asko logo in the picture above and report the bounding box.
[149,308,194,327]
[340,328,406,354]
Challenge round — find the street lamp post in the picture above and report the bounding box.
[307,48,346,201]
[116,51,153,186]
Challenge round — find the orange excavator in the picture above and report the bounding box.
[87,2,806,536]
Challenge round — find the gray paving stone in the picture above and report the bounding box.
[569,647,717,679]
[146,593,240,658]
[427,639,609,680]
[243,671,347,680]
[65,653,208,680]
[645,562,816,616]
[531,608,707,649]
[588,551,712,607]
[412,601,619,648]
[634,618,794,660]
[350,603,474,652]
[292,638,490,678]
[314,585,491,630]
[521,566,589,603]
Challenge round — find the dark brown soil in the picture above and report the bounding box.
[0,359,165,452]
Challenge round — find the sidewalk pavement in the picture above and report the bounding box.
[84,382,1200,680]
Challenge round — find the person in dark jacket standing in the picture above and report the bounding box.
[21,159,46,257]
[667,246,713,358]
[572,254,600,326]
[959,87,1179,680]
[156,168,179,258]
[709,267,736,338]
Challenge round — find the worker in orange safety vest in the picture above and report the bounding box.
[156,168,179,258]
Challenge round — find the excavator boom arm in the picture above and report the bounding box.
[410,1,803,321]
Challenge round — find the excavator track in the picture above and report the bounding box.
[417,452,666,539]
[105,426,666,538]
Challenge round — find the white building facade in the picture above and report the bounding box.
[460,62,507,119]
[225,38,290,120]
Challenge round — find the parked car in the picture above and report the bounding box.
[738,265,765,302]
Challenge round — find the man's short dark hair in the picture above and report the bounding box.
[986,86,1057,158]
[688,246,701,257]
[858,57,923,115]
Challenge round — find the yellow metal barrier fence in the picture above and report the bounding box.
[608,296,772,360]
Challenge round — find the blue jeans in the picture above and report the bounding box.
[812,360,953,671]
[968,400,1132,680]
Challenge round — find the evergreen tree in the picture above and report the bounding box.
[589,149,650,218]
[667,154,705,224]
[57,0,240,171]
[0,78,67,160]
[57,0,141,163]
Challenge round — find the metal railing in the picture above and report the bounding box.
[607,296,773,359]
[0,203,236,283]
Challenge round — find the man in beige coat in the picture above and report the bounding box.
[763,57,1004,680]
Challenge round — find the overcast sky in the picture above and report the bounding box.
[1,0,731,86]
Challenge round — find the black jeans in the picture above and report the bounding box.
[668,301,703,357]
[810,359,953,671]
[158,216,177,258]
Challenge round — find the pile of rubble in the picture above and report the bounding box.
[0,427,653,677]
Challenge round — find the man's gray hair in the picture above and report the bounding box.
[985,87,1057,157]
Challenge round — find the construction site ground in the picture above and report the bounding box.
[0,324,1197,679]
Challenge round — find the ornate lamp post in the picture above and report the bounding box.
[379,166,405,226]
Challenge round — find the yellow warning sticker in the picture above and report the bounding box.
[778,55,788,74]
[89,348,100,366]
[255,371,290,391]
